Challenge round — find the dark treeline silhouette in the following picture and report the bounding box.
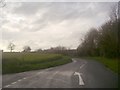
[35,46,77,56]
[77,5,119,58]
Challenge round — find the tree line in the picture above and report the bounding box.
[77,6,119,58]
[7,44,77,56]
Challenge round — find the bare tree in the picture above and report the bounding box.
[23,46,31,52]
[109,3,118,22]
[8,42,15,52]
[36,48,42,52]
[0,0,6,8]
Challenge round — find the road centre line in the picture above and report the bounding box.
[23,77,27,79]
[80,64,85,69]
[17,79,22,82]
[80,62,87,69]
[4,68,53,88]
[4,77,28,88]
[11,82,17,85]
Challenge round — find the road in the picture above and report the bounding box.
[3,58,118,88]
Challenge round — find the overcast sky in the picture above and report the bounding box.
[0,2,117,52]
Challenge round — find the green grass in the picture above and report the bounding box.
[2,52,72,74]
[86,57,119,74]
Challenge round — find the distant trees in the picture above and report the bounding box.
[43,46,77,56]
[45,46,67,54]
[51,46,67,54]
[51,46,67,51]
[23,46,31,52]
[8,42,15,52]
[35,48,42,52]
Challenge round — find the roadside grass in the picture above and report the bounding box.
[2,52,72,74]
[85,57,119,74]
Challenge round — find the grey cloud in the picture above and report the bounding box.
[28,2,117,31]
[5,2,117,24]
[2,31,20,40]
[13,2,52,16]
[1,2,118,51]
[10,2,117,32]
[40,2,115,21]
[22,3,93,31]
[13,3,41,15]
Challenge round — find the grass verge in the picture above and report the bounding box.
[2,52,72,74]
[86,57,119,74]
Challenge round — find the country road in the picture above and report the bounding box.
[3,58,118,88]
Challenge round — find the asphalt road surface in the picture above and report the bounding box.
[3,58,118,88]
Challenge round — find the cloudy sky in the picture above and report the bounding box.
[0,1,117,52]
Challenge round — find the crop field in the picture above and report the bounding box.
[2,52,72,74]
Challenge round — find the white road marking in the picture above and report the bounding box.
[4,85,11,88]
[17,79,22,82]
[11,82,17,85]
[36,72,43,75]
[4,71,45,88]
[23,77,26,79]
[80,62,87,69]
[4,77,28,88]
[80,64,85,69]
[72,59,77,63]
[74,72,85,85]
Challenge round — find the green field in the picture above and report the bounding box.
[86,57,119,74]
[2,52,72,74]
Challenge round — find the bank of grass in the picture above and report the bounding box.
[86,57,119,74]
[2,52,72,74]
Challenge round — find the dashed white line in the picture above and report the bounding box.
[4,85,11,88]
[11,82,17,85]
[17,79,22,82]
[80,64,85,69]
[80,62,87,69]
[74,62,87,85]
[74,72,85,85]
[23,77,27,79]
[4,77,28,88]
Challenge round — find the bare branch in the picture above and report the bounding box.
[0,0,6,8]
